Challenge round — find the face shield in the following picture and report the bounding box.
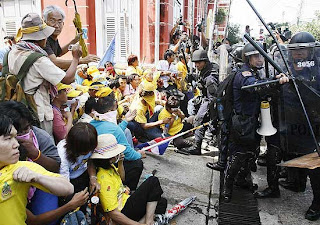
[287,42,316,69]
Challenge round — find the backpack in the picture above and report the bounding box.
[211,70,237,123]
[0,51,44,124]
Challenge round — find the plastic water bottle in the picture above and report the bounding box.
[217,98,225,121]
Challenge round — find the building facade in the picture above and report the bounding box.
[0,0,230,64]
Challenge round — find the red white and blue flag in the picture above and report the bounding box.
[136,137,171,155]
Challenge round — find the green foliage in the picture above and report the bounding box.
[216,8,227,24]
[290,11,320,41]
[227,23,241,44]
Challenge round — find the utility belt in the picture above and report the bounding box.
[230,111,259,145]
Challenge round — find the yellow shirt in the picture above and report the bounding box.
[158,108,183,136]
[0,161,60,225]
[130,97,148,123]
[98,165,130,212]
[82,79,93,86]
[175,61,188,91]
[125,66,143,76]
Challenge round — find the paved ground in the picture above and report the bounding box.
[140,135,319,225]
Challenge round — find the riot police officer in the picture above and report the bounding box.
[278,32,320,221]
[222,42,288,202]
[182,49,219,155]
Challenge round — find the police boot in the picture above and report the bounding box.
[223,153,246,202]
[257,150,267,167]
[182,140,202,155]
[207,124,228,171]
[254,145,281,198]
[206,149,227,171]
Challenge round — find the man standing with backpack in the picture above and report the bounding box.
[5,13,82,136]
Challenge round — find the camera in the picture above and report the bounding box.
[178,16,185,26]
[196,18,204,32]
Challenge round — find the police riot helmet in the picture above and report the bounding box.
[230,44,244,63]
[288,32,315,49]
[192,49,209,62]
[242,42,263,63]
[287,32,316,66]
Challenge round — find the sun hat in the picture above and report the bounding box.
[67,89,82,98]
[87,66,100,77]
[56,83,72,91]
[17,13,55,41]
[95,87,113,98]
[90,134,125,159]
[141,81,155,92]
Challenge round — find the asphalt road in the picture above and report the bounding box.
[139,135,319,225]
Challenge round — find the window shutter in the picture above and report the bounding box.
[5,20,17,36]
[119,14,129,60]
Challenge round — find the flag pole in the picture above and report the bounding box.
[141,122,210,152]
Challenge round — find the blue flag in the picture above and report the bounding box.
[98,33,116,68]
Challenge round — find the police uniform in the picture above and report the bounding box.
[182,50,219,155]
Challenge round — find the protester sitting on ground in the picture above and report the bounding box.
[126,54,143,76]
[82,65,99,86]
[118,75,129,96]
[88,82,105,98]
[0,114,73,225]
[90,87,145,190]
[123,73,141,97]
[109,79,122,102]
[156,50,178,89]
[43,5,99,70]
[91,134,167,225]
[0,101,60,172]
[77,97,96,123]
[51,83,78,144]
[7,13,82,136]
[104,61,118,80]
[0,101,64,220]
[128,82,170,141]
[158,96,193,149]
[57,122,98,212]
[26,188,89,225]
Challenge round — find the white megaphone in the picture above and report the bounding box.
[257,101,277,136]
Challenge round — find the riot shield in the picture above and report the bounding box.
[279,45,320,155]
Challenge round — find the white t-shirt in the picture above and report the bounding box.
[156,60,177,88]
[57,140,92,180]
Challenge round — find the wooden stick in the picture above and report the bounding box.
[141,122,210,151]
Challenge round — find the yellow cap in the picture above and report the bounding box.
[56,83,72,91]
[96,87,113,98]
[142,81,155,92]
[67,89,82,98]
[261,101,270,109]
[87,66,100,77]
[89,84,105,91]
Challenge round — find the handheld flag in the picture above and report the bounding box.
[136,137,171,155]
[98,34,116,68]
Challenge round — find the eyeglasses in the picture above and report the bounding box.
[47,19,64,26]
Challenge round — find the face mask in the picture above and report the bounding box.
[93,110,117,124]
[17,129,39,150]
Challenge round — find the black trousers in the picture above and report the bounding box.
[123,159,144,191]
[121,176,167,221]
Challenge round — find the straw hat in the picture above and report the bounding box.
[90,134,125,159]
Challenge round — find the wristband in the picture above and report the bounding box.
[32,150,41,161]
